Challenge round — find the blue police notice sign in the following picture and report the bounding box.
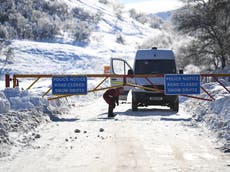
[52,76,87,95]
[165,74,200,95]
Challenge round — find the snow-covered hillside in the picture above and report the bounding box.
[0,0,230,163]
[1,1,155,75]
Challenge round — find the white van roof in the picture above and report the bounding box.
[135,49,175,60]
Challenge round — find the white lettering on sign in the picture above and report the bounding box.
[69,77,86,82]
[53,78,69,82]
[54,83,67,87]
[165,74,201,95]
[52,76,87,95]
[166,76,182,81]
[182,76,200,81]
[67,83,86,87]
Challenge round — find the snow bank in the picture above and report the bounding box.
[0,110,46,143]
[3,88,48,111]
[0,87,72,158]
[181,82,230,151]
[0,91,10,113]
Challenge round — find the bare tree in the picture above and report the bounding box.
[0,0,103,43]
[173,0,230,70]
[0,39,14,74]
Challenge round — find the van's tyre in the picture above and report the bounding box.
[132,95,138,111]
[132,101,138,111]
[170,101,179,112]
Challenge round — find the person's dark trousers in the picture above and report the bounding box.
[108,105,114,117]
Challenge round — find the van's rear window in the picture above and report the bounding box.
[135,60,176,74]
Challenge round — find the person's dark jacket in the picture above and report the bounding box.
[103,88,119,107]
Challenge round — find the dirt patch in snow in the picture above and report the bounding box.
[0,109,49,158]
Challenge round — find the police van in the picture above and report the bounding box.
[110,47,179,112]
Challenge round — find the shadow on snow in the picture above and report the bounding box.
[118,108,176,117]
[160,117,192,122]
[49,114,79,122]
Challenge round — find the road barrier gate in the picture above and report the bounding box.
[4,73,230,102]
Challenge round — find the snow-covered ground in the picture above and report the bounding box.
[0,0,230,170]
[181,81,230,152]
[1,99,230,171]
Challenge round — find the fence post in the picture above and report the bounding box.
[13,75,18,88]
[5,74,10,88]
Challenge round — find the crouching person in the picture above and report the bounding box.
[103,87,122,117]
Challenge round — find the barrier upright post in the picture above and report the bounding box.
[13,75,17,88]
[5,74,10,88]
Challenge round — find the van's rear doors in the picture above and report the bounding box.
[110,58,133,100]
[134,59,177,91]
[133,49,177,92]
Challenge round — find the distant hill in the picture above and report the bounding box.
[154,10,174,21]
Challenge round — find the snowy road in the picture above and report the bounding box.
[1,98,230,172]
